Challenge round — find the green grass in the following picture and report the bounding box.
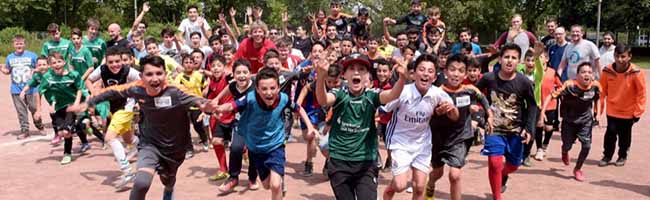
[635,56,650,69]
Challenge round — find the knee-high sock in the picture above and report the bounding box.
[213,144,228,173]
[488,156,504,200]
[64,137,73,154]
[109,139,127,164]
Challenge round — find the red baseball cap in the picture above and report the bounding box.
[340,53,371,71]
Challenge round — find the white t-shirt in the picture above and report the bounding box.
[562,39,600,80]
[382,83,453,152]
[159,43,192,64]
[599,45,615,69]
[178,18,211,46]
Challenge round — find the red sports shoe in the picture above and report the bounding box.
[562,152,570,166]
[573,169,585,182]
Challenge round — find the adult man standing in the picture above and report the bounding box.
[599,32,616,69]
[450,27,482,56]
[541,18,558,48]
[548,27,568,72]
[107,23,130,48]
[232,21,276,73]
[558,25,600,81]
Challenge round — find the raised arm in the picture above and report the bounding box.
[130,2,150,35]
[379,58,407,104]
[314,57,336,107]
[281,12,290,37]
[229,7,241,38]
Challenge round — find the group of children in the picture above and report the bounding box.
[2,1,647,200]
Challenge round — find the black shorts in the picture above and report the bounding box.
[377,123,388,142]
[560,122,592,152]
[136,145,185,177]
[432,139,473,168]
[212,122,233,139]
[328,158,378,200]
[471,109,487,129]
[544,110,559,127]
[50,107,76,133]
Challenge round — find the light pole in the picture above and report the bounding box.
[596,0,602,46]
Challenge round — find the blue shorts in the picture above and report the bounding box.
[249,145,286,181]
[300,109,324,130]
[481,134,524,167]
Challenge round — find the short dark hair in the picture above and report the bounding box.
[190,31,202,39]
[223,44,236,53]
[145,38,158,47]
[187,4,199,12]
[181,53,193,63]
[47,23,60,32]
[120,46,134,57]
[467,57,481,70]
[208,35,220,44]
[191,48,205,59]
[36,55,49,62]
[210,54,226,67]
[71,28,83,37]
[140,55,166,70]
[106,46,125,57]
[614,44,631,55]
[577,62,592,73]
[276,37,293,48]
[264,49,281,63]
[413,53,438,71]
[233,59,252,73]
[87,18,100,29]
[375,58,392,70]
[161,28,175,37]
[499,43,522,59]
[461,42,472,52]
[358,8,369,17]
[255,67,280,86]
[524,50,535,59]
[445,54,468,70]
[458,27,471,37]
[328,64,342,77]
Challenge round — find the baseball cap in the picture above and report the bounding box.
[341,53,371,71]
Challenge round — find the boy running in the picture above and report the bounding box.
[541,62,601,181]
[2,35,45,139]
[315,53,407,200]
[475,43,536,200]
[173,54,209,159]
[213,67,318,200]
[426,54,492,200]
[69,55,219,200]
[382,54,459,200]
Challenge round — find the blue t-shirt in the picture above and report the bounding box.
[548,43,567,71]
[450,42,482,55]
[235,91,299,153]
[5,51,38,94]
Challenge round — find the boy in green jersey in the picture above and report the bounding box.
[82,18,107,67]
[41,23,73,62]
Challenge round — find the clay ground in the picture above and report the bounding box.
[0,72,648,200]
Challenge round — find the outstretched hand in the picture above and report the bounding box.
[229,7,237,17]
[67,103,89,113]
[142,2,150,13]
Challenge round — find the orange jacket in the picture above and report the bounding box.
[600,63,647,119]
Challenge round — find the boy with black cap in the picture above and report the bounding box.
[315,53,407,200]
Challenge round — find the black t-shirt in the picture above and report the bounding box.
[100,65,131,112]
[396,12,428,31]
[541,35,556,48]
[349,18,368,37]
[431,84,490,146]
[107,38,129,48]
[228,81,255,100]
[476,72,536,135]
[554,81,601,125]
[292,35,313,58]
[327,16,349,36]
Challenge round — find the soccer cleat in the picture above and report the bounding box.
[78,143,91,154]
[534,148,545,161]
[522,157,533,167]
[598,157,611,167]
[201,142,209,152]
[562,152,570,166]
[208,172,229,181]
[218,178,238,193]
[303,161,314,177]
[615,157,626,167]
[573,169,585,182]
[116,171,135,190]
[60,154,73,165]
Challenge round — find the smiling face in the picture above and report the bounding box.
[251,28,265,44]
[211,60,225,78]
[603,34,614,47]
[105,55,123,74]
[546,21,557,35]
[191,52,203,67]
[343,63,370,95]
[49,57,66,71]
[190,34,201,48]
[459,32,471,43]
[265,57,283,71]
[467,66,480,82]
[36,59,49,73]
[411,3,422,14]
[413,60,436,93]
[146,43,160,56]
[233,64,251,86]
[615,51,632,69]
[71,34,82,47]
[445,61,467,88]
[576,64,593,87]
[499,49,520,75]
[571,26,583,42]
[367,40,379,53]
[223,51,234,63]
[188,8,199,21]
[13,38,25,54]
[256,78,280,106]
[108,24,121,40]
[141,64,166,95]
[87,26,98,39]
[376,64,391,83]
[326,26,338,39]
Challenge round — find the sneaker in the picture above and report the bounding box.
[303,161,314,177]
[501,175,509,193]
[425,184,435,199]
[218,178,239,193]
[119,159,132,173]
[573,169,585,182]
[562,152,570,166]
[51,134,62,145]
[116,171,135,189]
[201,142,209,152]
[534,148,545,161]
[406,186,413,193]
[598,157,611,167]
[60,154,73,165]
[208,172,229,181]
[78,143,91,154]
[522,157,532,167]
[17,130,30,140]
[615,157,626,167]
[185,150,194,159]
[249,179,259,190]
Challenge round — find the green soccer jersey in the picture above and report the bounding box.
[70,46,94,76]
[28,71,43,88]
[40,39,73,61]
[82,37,107,67]
[38,69,84,111]
[328,88,381,162]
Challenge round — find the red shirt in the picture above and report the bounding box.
[207,75,235,124]
[541,68,562,111]
[374,81,393,125]
[232,38,276,73]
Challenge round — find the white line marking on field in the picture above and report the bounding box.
[0,134,52,148]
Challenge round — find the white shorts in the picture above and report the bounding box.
[391,147,432,176]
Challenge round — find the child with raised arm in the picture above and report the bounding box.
[315,53,407,200]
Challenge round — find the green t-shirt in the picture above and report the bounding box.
[40,39,73,61]
[28,71,43,88]
[82,37,107,67]
[70,46,94,76]
[38,69,84,111]
[516,58,544,106]
[328,88,381,162]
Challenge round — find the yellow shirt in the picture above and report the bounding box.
[173,71,207,109]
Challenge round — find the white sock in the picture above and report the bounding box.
[109,139,127,166]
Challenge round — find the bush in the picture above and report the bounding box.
[145,22,178,42]
[0,27,43,57]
